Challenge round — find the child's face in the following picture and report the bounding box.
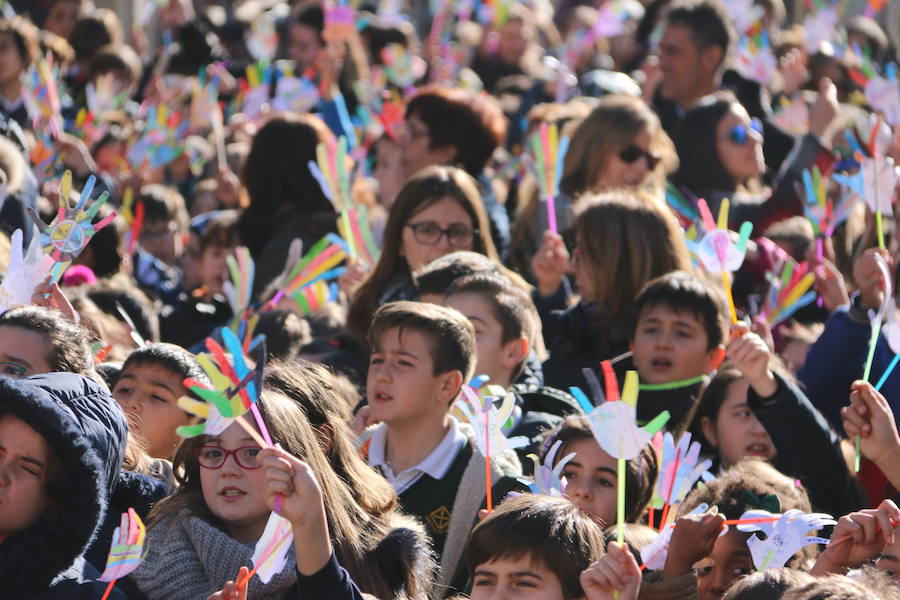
[700,379,776,469]
[445,292,523,390]
[632,305,720,384]
[470,555,566,600]
[199,422,269,543]
[140,219,183,267]
[875,524,900,581]
[0,415,53,540]
[0,326,52,377]
[44,0,80,39]
[0,33,24,87]
[196,244,231,294]
[113,362,193,459]
[560,437,617,526]
[695,528,753,600]
[367,327,457,427]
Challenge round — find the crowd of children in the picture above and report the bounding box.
[3,0,900,598]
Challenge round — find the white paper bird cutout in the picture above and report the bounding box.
[737,509,835,570]
[0,228,55,314]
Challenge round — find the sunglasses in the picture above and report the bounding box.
[618,145,661,170]
[726,118,763,145]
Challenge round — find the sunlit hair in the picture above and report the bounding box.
[574,190,692,323]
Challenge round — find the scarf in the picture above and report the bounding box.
[131,512,298,600]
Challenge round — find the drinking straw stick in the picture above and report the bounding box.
[237,414,270,449]
[484,407,493,513]
[857,318,883,471]
[723,271,739,323]
[617,458,626,544]
[100,581,116,600]
[876,353,900,390]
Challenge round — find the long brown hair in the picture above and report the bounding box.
[346,165,500,338]
[574,190,692,321]
[262,361,396,520]
[148,388,390,582]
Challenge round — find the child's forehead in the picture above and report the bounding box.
[476,552,555,576]
[637,302,704,325]
[121,360,185,384]
[374,326,434,354]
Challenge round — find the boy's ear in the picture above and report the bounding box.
[699,416,719,449]
[438,370,464,407]
[706,345,726,372]
[500,336,529,372]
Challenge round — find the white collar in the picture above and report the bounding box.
[368,417,467,490]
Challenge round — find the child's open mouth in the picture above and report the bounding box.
[372,391,393,402]
[745,443,771,456]
[220,487,246,501]
[651,357,673,370]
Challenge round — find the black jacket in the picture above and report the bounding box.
[0,373,128,599]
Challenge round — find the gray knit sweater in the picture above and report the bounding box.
[131,512,298,600]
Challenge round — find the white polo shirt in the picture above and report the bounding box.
[367,417,468,494]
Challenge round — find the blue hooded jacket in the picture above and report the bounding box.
[0,373,128,599]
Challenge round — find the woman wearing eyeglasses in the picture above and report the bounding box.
[509,94,677,283]
[672,84,839,234]
[346,165,508,340]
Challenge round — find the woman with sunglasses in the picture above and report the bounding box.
[672,86,839,234]
[133,384,432,600]
[509,94,677,283]
[346,165,508,340]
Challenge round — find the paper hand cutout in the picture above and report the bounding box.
[324,3,356,44]
[530,440,576,497]
[28,171,116,282]
[584,371,670,460]
[223,246,255,319]
[309,137,353,212]
[251,512,294,583]
[272,76,320,113]
[834,156,898,216]
[737,509,835,570]
[525,121,569,202]
[640,504,717,570]
[99,508,146,581]
[692,199,753,274]
[721,0,763,34]
[802,6,838,53]
[456,386,529,457]
[866,64,900,127]
[735,32,776,85]
[0,228,55,314]
[176,332,267,437]
[762,254,816,327]
[650,432,714,510]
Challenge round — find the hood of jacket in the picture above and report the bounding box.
[0,373,128,593]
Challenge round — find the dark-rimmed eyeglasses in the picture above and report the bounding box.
[618,145,661,170]
[406,221,478,248]
[194,445,262,469]
[725,118,763,145]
